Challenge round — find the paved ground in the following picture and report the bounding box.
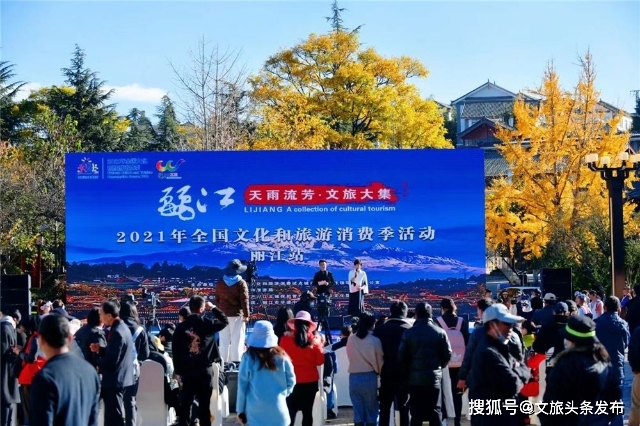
[222,360,634,426]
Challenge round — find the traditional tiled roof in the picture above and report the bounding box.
[460,101,514,119]
[460,118,514,139]
[452,81,538,105]
[484,149,510,177]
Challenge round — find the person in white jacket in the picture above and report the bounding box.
[348,259,368,317]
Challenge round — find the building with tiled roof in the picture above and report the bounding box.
[451,81,539,148]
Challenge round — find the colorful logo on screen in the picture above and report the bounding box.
[77,157,99,177]
[156,159,185,179]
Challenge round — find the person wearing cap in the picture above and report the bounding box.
[467,304,530,426]
[215,259,250,364]
[540,315,619,426]
[594,296,629,426]
[28,314,101,426]
[532,301,570,374]
[532,293,557,327]
[279,311,324,426]
[398,302,451,426]
[236,320,296,426]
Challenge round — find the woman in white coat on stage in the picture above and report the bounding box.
[347,259,368,317]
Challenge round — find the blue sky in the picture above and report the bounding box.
[3,1,639,119]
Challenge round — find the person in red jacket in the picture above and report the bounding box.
[279,311,324,426]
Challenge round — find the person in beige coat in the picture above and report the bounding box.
[346,313,383,426]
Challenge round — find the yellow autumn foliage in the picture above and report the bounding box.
[248,30,450,150]
[486,54,637,263]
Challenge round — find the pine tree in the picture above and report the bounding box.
[51,45,123,151]
[122,109,155,151]
[0,62,26,142]
[154,95,182,151]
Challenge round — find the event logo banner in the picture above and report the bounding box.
[65,150,486,319]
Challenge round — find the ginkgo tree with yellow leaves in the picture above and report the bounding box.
[486,53,640,290]
[247,11,450,150]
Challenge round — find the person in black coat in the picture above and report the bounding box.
[467,304,530,426]
[540,315,619,426]
[312,259,336,296]
[398,302,451,426]
[532,293,557,327]
[172,296,228,426]
[1,312,19,426]
[75,307,107,368]
[90,300,135,426]
[532,302,570,375]
[29,314,101,426]
[374,301,412,426]
[120,301,150,426]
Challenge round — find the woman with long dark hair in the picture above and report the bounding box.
[346,313,383,426]
[274,307,294,344]
[279,311,324,426]
[236,321,296,426]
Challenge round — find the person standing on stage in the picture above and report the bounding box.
[216,259,250,364]
[348,259,368,317]
[312,259,336,296]
[312,260,336,341]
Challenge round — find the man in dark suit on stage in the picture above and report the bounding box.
[90,300,134,426]
[312,260,336,296]
[312,260,336,343]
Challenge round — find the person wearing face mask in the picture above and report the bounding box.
[540,315,619,426]
[467,304,530,426]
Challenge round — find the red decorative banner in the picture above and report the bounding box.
[243,182,398,205]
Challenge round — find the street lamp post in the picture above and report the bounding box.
[54,221,60,276]
[35,235,44,288]
[584,152,640,298]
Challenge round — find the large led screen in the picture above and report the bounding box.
[65,150,486,322]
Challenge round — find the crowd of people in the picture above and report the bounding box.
[1,281,639,426]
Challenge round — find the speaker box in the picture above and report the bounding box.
[0,274,32,320]
[540,268,572,301]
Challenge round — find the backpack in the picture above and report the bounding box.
[132,326,144,381]
[436,316,466,369]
